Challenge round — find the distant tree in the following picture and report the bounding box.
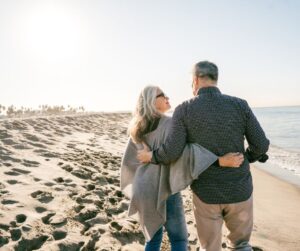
[79,106,85,112]
[3,104,86,117]
[6,105,16,117]
[0,104,4,115]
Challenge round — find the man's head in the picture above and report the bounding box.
[192,61,218,96]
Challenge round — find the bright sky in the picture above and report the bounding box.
[0,0,299,111]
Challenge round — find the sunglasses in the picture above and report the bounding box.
[156,92,167,99]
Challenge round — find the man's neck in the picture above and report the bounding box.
[199,83,217,89]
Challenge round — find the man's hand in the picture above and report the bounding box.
[137,143,153,163]
[219,153,244,168]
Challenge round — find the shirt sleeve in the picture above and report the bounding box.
[151,104,188,165]
[244,101,270,161]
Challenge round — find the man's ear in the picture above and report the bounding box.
[193,75,198,84]
[192,76,199,96]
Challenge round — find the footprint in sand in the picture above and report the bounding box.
[26,142,47,149]
[33,149,47,154]
[0,235,9,247]
[71,169,91,180]
[44,182,56,187]
[188,234,198,245]
[0,190,9,195]
[61,164,73,172]
[252,247,264,251]
[1,138,17,145]
[6,180,20,185]
[57,178,76,188]
[40,152,59,158]
[15,235,49,251]
[75,208,98,223]
[12,144,32,150]
[57,240,85,251]
[4,171,21,176]
[31,190,54,203]
[110,221,123,231]
[52,230,67,240]
[41,139,55,146]
[0,155,22,163]
[10,228,22,241]
[1,199,19,205]
[53,177,64,183]
[114,190,124,198]
[16,214,27,223]
[105,199,127,215]
[12,168,31,174]
[74,204,85,213]
[0,129,13,139]
[108,197,117,205]
[83,184,95,191]
[48,214,67,226]
[54,187,64,191]
[64,178,73,183]
[21,224,32,232]
[35,206,47,213]
[3,162,12,167]
[0,223,10,232]
[22,133,40,142]
[41,213,55,224]
[109,219,144,246]
[11,121,28,131]
[22,159,40,167]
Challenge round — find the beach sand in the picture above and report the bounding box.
[250,167,300,251]
[0,113,299,250]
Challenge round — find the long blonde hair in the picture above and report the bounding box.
[128,85,162,143]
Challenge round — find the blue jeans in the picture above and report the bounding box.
[145,192,188,251]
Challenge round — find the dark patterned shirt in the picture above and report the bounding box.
[151,86,270,204]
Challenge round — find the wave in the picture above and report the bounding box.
[267,144,300,176]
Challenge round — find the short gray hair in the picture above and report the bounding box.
[193,61,218,81]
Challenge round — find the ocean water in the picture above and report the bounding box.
[253,106,300,178]
[169,105,300,181]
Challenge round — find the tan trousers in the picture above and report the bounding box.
[193,193,253,251]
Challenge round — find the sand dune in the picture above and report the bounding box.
[0,113,299,250]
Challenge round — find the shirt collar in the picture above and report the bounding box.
[197,86,221,96]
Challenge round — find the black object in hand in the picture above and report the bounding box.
[245,148,269,163]
[258,153,269,163]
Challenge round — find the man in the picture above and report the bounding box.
[137,61,269,251]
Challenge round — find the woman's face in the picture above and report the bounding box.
[155,88,171,113]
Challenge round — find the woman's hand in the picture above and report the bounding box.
[219,153,244,168]
[137,143,152,163]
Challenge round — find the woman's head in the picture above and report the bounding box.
[128,85,171,143]
[133,85,170,118]
[155,88,171,113]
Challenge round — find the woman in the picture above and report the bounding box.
[121,86,243,251]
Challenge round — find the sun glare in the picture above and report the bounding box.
[23,2,82,63]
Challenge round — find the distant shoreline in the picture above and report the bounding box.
[0,111,131,120]
[255,161,300,188]
[252,104,300,109]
